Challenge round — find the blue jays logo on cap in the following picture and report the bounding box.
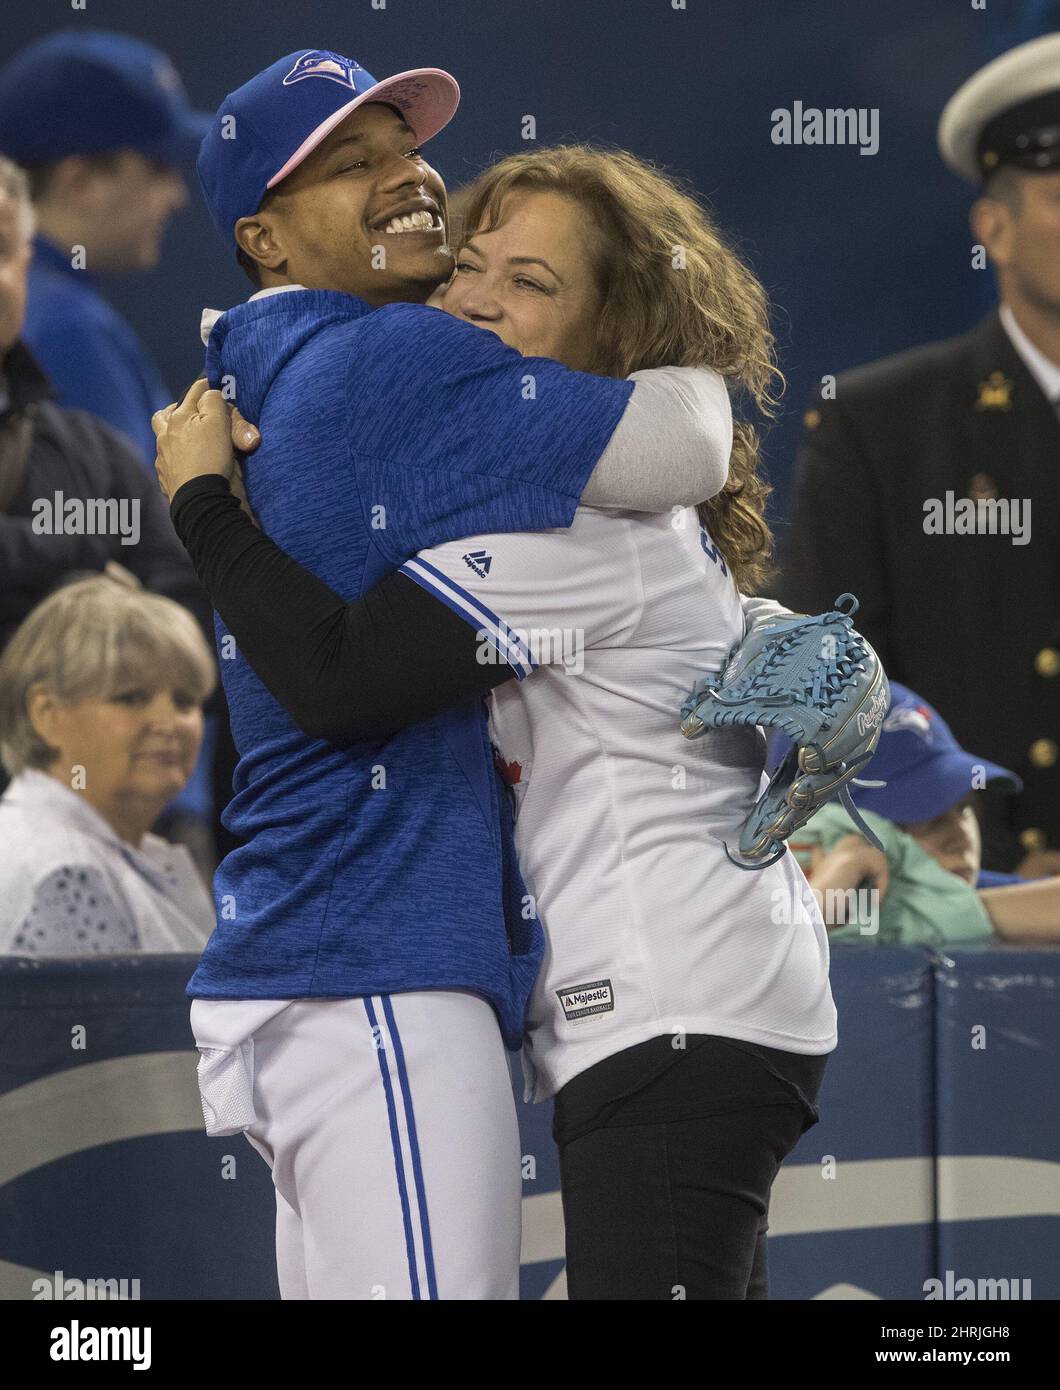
[848,682,1021,824]
[882,704,934,741]
[282,51,362,91]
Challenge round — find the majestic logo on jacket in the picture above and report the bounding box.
[463,549,492,577]
[557,979,614,1023]
[283,52,363,90]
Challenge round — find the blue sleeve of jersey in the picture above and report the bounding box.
[346,303,634,563]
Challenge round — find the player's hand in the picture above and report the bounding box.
[152,379,259,502]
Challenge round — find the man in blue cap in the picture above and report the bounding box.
[794,683,1060,946]
[160,47,733,1299]
[0,29,210,467]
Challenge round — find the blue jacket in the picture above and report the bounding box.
[23,237,170,467]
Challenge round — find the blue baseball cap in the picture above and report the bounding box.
[849,683,1022,825]
[0,29,210,167]
[196,49,460,248]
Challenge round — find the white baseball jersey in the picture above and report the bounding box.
[400,507,838,1103]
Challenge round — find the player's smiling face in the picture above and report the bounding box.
[436,189,605,371]
[236,103,451,305]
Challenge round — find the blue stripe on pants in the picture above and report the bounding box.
[363,995,423,1298]
[381,994,438,1299]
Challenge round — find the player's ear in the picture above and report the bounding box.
[234,212,286,277]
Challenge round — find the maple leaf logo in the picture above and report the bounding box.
[492,747,523,785]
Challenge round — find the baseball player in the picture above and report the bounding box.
[166,52,736,1300]
[156,143,846,1298]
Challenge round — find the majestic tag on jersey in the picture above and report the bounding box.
[556,979,614,1023]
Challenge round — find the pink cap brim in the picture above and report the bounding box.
[267,67,460,189]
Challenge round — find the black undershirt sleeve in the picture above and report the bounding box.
[169,475,517,745]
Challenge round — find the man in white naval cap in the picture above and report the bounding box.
[782,31,1060,878]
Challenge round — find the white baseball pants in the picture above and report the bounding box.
[191,990,522,1300]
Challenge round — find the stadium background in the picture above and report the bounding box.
[6,0,1059,522]
[2,0,1058,1304]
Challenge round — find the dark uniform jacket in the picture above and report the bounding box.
[0,340,218,805]
[0,340,210,649]
[780,309,1060,869]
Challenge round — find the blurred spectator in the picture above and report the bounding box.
[793,684,1060,946]
[780,34,1060,875]
[0,162,211,653]
[0,29,210,466]
[0,158,209,643]
[0,573,216,954]
[0,154,221,870]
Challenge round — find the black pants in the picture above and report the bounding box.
[553,1034,828,1300]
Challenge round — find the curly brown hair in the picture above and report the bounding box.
[451,145,783,592]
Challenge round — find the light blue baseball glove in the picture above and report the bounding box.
[680,593,890,869]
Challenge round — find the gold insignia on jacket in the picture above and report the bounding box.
[975,372,1013,410]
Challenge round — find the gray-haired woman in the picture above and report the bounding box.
[0,573,216,954]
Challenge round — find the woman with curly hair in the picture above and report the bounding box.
[156,145,834,1300]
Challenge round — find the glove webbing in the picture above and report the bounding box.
[707,618,869,722]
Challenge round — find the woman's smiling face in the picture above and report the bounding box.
[436,189,606,371]
[31,680,204,806]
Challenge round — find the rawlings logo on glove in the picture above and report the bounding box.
[681,594,890,870]
[856,687,889,738]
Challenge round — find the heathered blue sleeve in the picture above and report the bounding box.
[346,303,635,563]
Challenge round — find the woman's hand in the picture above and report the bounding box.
[152,379,260,502]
